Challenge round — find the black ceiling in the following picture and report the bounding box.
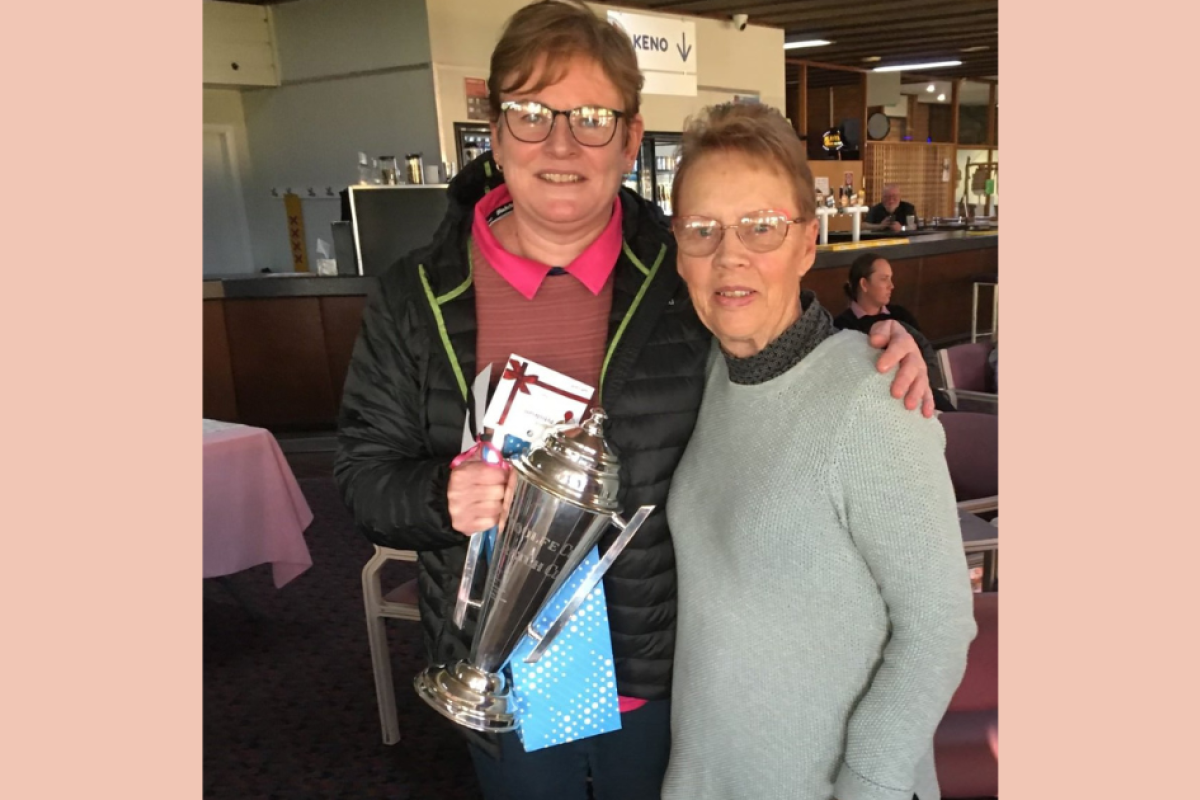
[222,0,997,80]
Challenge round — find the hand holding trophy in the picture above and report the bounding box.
[415,407,653,732]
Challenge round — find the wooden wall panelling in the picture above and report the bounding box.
[887,256,921,313]
[320,296,368,415]
[798,64,807,140]
[807,87,832,161]
[974,244,999,334]
[987,83,997,147]
[224,298,338,428]
[908,95,929,142]
[860,73,869,155]
[927,104,954,144]
[950,78,961,145]
[913,250,986,342]
[803,266,851,316]
[788,63,808,138]
[203,299,239,423]
[832,83,865,145]
[865,142,956,218]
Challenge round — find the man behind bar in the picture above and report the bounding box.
[864,183,916,232]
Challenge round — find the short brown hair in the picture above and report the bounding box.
[672,103,816,222]
[488,1,644,121]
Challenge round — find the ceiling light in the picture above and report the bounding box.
[960,45,990,53]
[783,39,833,49]
[926,84,935,92]
[937,93,946,102]
[861,56,882,63]
[873,60,963,72]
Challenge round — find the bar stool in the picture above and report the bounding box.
[362,545,420,745]
[970,272,998,343]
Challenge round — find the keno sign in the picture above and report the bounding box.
[606,10,697,97]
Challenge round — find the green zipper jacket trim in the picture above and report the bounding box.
[599,242,667,403]
[622,240,651,276]
[438,244,475,304]
[419,264,469,400]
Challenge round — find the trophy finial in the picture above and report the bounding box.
[581,407,607,436]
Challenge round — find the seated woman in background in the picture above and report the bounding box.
[833,252,922,333]
[835,252,957,412]
[662,102,976,800]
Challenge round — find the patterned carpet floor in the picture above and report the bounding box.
[203,475,482,800]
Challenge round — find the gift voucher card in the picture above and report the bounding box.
[481,355,594,450]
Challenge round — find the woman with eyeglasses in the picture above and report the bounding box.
[335,3,934,799]
[662,103,976,800]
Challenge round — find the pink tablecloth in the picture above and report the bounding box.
[203,420,314,588]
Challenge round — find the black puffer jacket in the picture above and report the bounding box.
[334,152,711,704]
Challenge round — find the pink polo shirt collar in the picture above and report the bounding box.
[472,184,623,300]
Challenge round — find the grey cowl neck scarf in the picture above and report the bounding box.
[721,290,838,385]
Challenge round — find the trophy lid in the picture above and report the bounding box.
[511,407,620,512]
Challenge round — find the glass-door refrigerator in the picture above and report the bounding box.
[624,131,682,217]
[455,122,493,170]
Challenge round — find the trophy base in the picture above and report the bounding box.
[414,661,517,733]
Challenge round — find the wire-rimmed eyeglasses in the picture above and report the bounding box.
[672,210,809,257]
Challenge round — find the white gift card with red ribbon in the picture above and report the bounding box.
[481,356,594,450]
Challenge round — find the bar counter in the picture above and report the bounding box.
[204,232,997,429]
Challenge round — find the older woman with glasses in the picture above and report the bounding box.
[662,103,976,800]
[336,3,934,799]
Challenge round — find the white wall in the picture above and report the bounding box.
[271,0,432,81]
[203,89,257,275]
[955,147,998,212]
[236,0,440,272]
[240,71,441,271]
[203,89,252,175]
[425,0,785,163]
[867,72,901,107]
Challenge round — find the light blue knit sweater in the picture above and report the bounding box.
[663,331,976,800]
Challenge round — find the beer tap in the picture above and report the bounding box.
[815,195,836,246]
[847,204,867,242]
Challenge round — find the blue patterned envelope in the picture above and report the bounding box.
[490,434,622,752]
[507,546,621,751]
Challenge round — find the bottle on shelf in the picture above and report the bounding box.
[357,151,375,185]
[379,156,399,186]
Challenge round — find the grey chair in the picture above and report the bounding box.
[362,547,420,745]
[939,411,997,514]
[937,342,997,412]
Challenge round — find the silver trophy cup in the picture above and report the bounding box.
[414,408,654,732]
